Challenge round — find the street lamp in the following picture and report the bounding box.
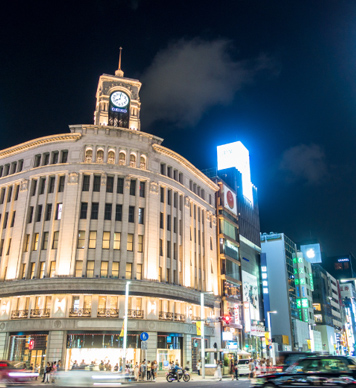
[201,291,213,379]
[123,281,131,368]
[267,311,277,363]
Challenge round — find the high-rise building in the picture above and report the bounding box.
[0,61,221,372]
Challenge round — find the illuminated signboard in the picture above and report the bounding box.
[300,243,322,264]
[302,298,309,308]
[217,141,254,205]
[223,184,237,215]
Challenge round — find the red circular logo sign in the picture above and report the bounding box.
[227,190,234,209]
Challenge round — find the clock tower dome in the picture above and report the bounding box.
[94,49,141,130]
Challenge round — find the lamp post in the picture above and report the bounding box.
[201,291,213,379]
[267,311,277,364]
[123,281,131,368]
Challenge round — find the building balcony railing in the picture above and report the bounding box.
[69,308,91,317]
[128,309,144,319]
[11,310,29,319]
[159,311,186,322]
[30,309,50,318]
[97,308,119,318]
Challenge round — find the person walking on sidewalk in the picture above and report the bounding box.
[233,360,239,380]
[197,360,201,376]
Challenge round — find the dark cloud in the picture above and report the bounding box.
[141,38,275,128]
[279,144,329,185]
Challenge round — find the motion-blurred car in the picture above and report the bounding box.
[237,359,251,375]
[0,361,39,384]
[55,365,133,386]
[275,351,319,372]
[252,356,356,388]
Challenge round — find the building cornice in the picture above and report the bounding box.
[152,144,219,192]
[0,133,82,160]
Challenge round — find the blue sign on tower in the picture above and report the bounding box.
[140,332,149,341]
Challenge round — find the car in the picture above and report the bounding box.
[0,360,39,384]
[237,359,251,376]
[251,356,356,388]
[275,351,320,371]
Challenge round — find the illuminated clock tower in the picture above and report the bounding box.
[94,49,141,130]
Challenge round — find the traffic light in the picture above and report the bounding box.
[28,339,34,350]
[222,315,232,325]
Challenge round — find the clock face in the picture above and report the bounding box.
[110,91,129,108]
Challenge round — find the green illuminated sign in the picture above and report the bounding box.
[302,298,309,308]
[300,278,305,285]
[293,257,297,264]
[303,308,309,322]
[299,267,304,274]
[309,273,314,291]
[298,257,303,263]
[295,279,300,285]
[296,299,301,308]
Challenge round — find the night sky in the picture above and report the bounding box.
[1,1,356,256]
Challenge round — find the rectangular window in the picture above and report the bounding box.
[167,166,172,177]
[61,150,68,163]
[55,203,63,220]
[42,232,49,250]
[28,207,33,223]
[160,212,164,229]
[40,262,45,278]
[106,176,114,193]
[159,239,163,256]
[77,230,86,249]
[89,231,96,249]
[80,202,88,219]
[24,234,30,252]
[34,154,41,167]
[112,262,119,278]
[91,202,99,219]
[102,231,110,249]
[137,264,142,280]
[32,233,39,251]
[126,263,132,279]
[138,235,143,253]
[101,262,108,278]
[160,187,164,203]
[130,180,136,196]
[52,231,59,249]
[21,264,27,279]
[49,261,56,278]
[104,203,112,220]
[58,176,65,192]
[40,178,46,194]
[117,177,124,194]
[160,163,166,175]
[43,153,50,165]
[10,211,15,227]
[167,189,172,205]
[174,217,177,233]
[167,215,171,231]
[87,261,95,278]
[113,233,121,250]
[115,204,122,221]
[167,240,171,258]
[0,188,4,204]
[139,181,146,198]
[36,205,42,222]
[14,185,19,201]
[30,263,36,279]
[52,151,59,164]
[6,239,11,255]
[82,175,90,191]
[75,261,83,277]
[127,234,133,251]
[174,193,178,208]
[18,160,23,171]
[7,186,13,202]
[138,208,144,224]
[0,239,4,256]
[93,175,101,192]
[128,206,135,223]
[49,176,55,193]
[45,204,52,221]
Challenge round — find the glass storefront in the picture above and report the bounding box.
[157,334,183,371]
[9,333,48,374]
[66,332,142,370]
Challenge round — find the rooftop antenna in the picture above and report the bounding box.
[115,47,124,77]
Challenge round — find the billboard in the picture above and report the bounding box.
[217,141,253,205]
[300,243,321,264]
[242,270,260,326]
[223,184,237,215]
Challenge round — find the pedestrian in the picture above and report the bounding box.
[249,359,255,379]
[151,361,157,381]
[134,362,139,381]
[147,361,151,380]
[114,363,119,372]
[45,362,51,383]
[99,360,104,371]
[217,361,222,381]
[140,359,146,380]
[197,359,201,376]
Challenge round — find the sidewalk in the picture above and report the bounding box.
[135,373,251,383]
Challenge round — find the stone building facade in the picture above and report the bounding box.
[0,63,221,372]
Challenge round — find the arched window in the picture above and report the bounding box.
[96,149,104,163]
[119,152,126,166]
[140,155,146,169]
[108,150,115,164]
[130,153,136,167]
[85,149,93,163]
